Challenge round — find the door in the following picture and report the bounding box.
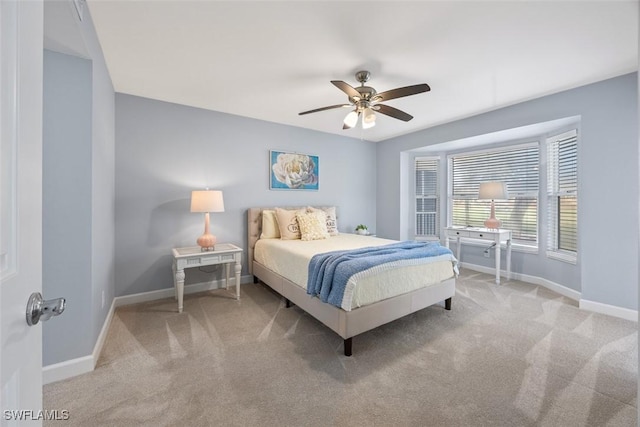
[1,0,44,424]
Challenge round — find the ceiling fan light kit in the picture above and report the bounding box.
[299,70,430,130]
[343,110,359,128]
[362,107,376,129]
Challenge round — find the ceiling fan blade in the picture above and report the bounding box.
[299,104,351,115]
[331,81,361,100]
[373,84,430,102]
[374,104,414,122]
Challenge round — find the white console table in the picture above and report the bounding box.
[444,227,512,285]
[172,243,243,313]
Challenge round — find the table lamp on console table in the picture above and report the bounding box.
[190,189,224,251]
[478,181,508,230]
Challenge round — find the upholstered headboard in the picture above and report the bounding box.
[247,206,337,275]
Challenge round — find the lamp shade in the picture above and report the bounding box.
[362,107,376,129]
[190,190,224,213]
[343,110,359,128]
[478,182,508,200]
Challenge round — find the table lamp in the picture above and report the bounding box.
[190,190,224,251]
[478,182,508,229]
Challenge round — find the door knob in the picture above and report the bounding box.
[26,292,66,326]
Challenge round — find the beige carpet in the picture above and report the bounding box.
[44,270,637,426]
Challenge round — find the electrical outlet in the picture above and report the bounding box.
[484,250,490,258]
[101,290,105,309]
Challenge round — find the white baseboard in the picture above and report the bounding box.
[460,262,581,301]
[113,274,253,307]
[579,299,638,322]
[459,262,638,321]
[93,297,117,365]
[43,297,117,385]
[43,355,94,385]
[43,275,253,384]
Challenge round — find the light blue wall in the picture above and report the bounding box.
[42,3,115,366]
[377,73,638,311]
[82,2,116,356]
[43,50,93,364]
[115,94,377,297]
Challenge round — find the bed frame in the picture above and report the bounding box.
[247,207,455,356]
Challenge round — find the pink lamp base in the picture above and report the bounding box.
[484,218,501,229]
[484,200,501,229]
[197,233,217,251]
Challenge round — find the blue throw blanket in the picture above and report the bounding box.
[307,241,454,308]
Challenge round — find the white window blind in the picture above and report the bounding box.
[415,157,439,237]
[449,144,539,244]
[547,130,577,260]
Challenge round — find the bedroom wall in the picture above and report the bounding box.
[43,50,93,364]
[376,73,638,312]
[83,2,116,361]
[42,2,115,367]
[114,94,376,297]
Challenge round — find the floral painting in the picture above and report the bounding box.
[270,151,319,190]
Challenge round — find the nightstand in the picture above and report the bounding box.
[171,243,243,313]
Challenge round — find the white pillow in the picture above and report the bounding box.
[275,208,305,240]
[260,209,280,239]
[322,206,339,236]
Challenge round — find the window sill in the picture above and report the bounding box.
[546,250,577,265]
[415,236,441,242]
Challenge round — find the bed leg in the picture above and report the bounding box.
[253,275,259,284]
[445,297,452,311]
[285,298,293,308]
[344,338,352,357]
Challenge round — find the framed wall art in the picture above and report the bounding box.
[270,150,319,191]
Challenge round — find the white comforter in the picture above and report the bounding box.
[254,234,456,311]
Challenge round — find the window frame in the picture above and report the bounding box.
[545,129,578,264]
[447,141,540,248]
[414,156,440,240]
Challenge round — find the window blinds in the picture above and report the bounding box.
[547,130,578,256]
[415,157,439,237]
[450,144,539,243]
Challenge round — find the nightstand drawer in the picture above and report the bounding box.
[189,255,219,265]
[468,230,491,239]
[446,229,470,238]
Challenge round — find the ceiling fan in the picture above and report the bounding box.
[299,70,430,130]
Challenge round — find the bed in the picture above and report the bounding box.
[248,206,457,356]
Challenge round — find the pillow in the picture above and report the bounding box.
[322,206,339,236]
[260,209,280,239]
[275,208,305,240]
[307,206,339,236]
[296,210,330,241]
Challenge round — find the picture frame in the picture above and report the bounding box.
[270,150,319,191]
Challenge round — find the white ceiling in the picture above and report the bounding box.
[86,0,638,142]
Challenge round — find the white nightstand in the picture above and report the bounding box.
[444,227,512,285]
[171,243,243,313]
